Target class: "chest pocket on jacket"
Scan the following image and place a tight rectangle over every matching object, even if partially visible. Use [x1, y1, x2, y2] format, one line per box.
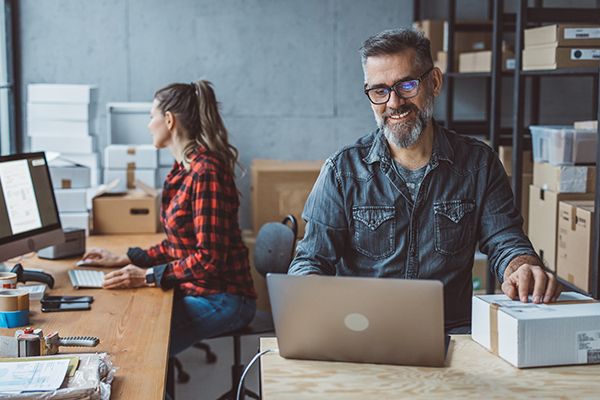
[433, 200, 476, 256]
[351, 206, 395, 260]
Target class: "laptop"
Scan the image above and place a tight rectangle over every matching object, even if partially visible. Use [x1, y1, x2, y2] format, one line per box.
[267, 274, 447, 367]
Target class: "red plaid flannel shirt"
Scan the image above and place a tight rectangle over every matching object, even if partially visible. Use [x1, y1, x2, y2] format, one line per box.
[142, 147, 256, 298]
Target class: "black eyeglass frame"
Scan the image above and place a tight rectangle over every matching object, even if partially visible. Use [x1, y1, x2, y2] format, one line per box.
[364, 66, 434, 105]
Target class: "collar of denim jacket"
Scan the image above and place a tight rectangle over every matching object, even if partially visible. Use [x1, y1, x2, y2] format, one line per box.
[363, 119, 454, 166]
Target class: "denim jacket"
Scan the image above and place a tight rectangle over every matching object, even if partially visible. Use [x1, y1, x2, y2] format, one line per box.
[288, 122, 537, 329]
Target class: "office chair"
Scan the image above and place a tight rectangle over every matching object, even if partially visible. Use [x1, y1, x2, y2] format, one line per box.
[170, 215, 298, 399]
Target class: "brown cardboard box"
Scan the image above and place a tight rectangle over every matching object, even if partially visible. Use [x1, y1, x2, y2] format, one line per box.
[523, 45, 600, 70]
[444, 22, 492, 57]
[93, 182, 160, 234]
[251, 159, 323, 238]
[435, 51, 447, 73]
[242, 230, 271, 312]
[557, 200, 594, 292]
[413, 20, 444, 62]
[498, 145, 533, 176]
[458, 50, 514, 73]
[527, 185, 594, 272]
[525, 24, 600, 48]
[533, 162, 596, 193]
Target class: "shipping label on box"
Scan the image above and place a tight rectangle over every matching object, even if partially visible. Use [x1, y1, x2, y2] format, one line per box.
[104, 144, 157, 169]
[251, 159, 323, 238]
[104, 168, 157, 193]
[472, 292, 600, 368]
[527, 185, 594, 272]
[49, 160, 91, 189]
[557, 201, 594, 292]
[92, 181, 160, 234]
[533, 162, 595, 193]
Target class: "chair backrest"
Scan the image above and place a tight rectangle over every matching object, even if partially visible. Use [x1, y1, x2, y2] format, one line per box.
[254, 215, 298, 276]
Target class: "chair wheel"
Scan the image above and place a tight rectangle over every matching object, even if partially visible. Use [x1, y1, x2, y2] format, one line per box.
[177, 370, 190, 383]
[206, 351, 217, 364]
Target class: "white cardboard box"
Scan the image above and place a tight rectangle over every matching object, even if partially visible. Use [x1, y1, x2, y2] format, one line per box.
[27, 118, 96, 136]
[104, 144, 157, 169]
[49, 160, 91, 189]
[54, 188, 88, 213]
[59, 212, 90, 236]
[30, 135, 96, 154]
[106, 102, 152, 144]
[472, 292, 600, 368]
[158, 167, 171, 185]
[104, 168, 157, 193]
[59, 153, 100, 186]
[27, 102, 95, 121]
[28, 84, 97, 104]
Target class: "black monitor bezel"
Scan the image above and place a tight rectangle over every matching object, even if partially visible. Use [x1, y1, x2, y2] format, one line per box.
[0, 151, 63, 247]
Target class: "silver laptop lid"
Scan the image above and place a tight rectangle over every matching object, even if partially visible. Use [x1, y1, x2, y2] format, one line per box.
[267, 274, 445, 367]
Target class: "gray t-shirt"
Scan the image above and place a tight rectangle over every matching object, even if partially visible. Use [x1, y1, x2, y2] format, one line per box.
[395, 162, 428, 202]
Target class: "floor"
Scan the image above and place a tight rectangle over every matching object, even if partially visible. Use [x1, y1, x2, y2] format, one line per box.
[174, 334, 262, 400]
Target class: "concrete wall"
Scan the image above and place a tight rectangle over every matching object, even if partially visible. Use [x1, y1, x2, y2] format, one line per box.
[19, 0, 598, 229]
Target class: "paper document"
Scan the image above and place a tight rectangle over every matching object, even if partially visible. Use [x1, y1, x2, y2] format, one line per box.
[0, 358, 69, 393]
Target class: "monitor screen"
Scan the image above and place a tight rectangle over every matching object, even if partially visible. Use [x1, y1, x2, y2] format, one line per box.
[0, 152, 64, 263]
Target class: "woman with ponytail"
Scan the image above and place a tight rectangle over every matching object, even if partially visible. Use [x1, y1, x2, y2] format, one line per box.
[80, 80, 256, 354]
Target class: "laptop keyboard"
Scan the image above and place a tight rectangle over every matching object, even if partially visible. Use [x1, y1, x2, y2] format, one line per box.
[68, 269, 105, 289]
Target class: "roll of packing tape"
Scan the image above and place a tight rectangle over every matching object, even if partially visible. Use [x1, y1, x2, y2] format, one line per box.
[0, 272, 17, 289]
[0, 289, 30, 312]
[0, 309, 29, 328]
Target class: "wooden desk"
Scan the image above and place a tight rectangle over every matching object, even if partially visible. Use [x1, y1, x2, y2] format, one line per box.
[0, 234, 172, 400]
[260, 336, 600, 399]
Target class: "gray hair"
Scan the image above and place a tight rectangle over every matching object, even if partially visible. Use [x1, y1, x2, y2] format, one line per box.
[360, 28, 433, 71]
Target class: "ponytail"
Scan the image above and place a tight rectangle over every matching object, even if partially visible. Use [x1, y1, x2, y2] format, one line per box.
[154, 80, 239, 175]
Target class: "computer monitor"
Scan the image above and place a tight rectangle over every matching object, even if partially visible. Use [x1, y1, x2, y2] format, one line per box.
[0, 152, 64, 267]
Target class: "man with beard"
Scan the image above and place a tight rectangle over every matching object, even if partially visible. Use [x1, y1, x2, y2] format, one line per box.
[288, 28, 561, 333]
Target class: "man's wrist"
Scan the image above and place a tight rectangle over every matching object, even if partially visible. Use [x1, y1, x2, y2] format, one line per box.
[118, 254, 131, 267]
[145, 267, 157, 287]
[505, 254, 542, 280]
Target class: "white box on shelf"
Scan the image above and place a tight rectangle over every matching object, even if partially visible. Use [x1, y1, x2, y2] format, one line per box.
[106, 102, 152, 145]
[472, 292, 600, 368]
[27, 119, 96, 136]
[529, 125, 597, 165]
[54, 188, 88, 213]
[49, 161, 91, 189]
[27, 102, 95, 121]
[27, 84, 97, 104]
[104, 144, 158, 169]
[30, 135, 96, 154]
[103, 168, 157, 193]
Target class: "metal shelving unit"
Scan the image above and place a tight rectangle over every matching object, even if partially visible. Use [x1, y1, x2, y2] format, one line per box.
[510, 0, 600, 298]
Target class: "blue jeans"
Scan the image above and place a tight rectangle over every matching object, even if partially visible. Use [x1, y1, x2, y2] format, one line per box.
[169, 291, 256, 356]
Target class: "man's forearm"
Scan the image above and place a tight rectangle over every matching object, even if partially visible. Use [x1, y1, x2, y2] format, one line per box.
[504, 254, 543, 281]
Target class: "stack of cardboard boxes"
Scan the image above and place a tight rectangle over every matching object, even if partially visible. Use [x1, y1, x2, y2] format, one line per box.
[528, 124, 596, 275]
[27, 84, 100, 186]
[104, 145, 158, 193]
[49, 158, 92, 235]
[523, 24, 600, 70]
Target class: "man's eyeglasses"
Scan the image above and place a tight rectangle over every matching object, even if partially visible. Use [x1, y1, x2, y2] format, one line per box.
[364, 66, 434, 105]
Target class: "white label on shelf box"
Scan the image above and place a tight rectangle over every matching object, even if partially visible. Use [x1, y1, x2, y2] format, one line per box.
[564, 28, 600, 40]
[570, 49, 600, 60]
[577, 330, 600, 364]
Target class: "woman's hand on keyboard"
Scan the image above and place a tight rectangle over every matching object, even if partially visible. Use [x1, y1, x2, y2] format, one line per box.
[103, 265, 147, 289]
[78, 248, 131, 268]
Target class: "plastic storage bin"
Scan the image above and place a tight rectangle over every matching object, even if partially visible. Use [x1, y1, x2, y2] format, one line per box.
[529, 125, 597, 165]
